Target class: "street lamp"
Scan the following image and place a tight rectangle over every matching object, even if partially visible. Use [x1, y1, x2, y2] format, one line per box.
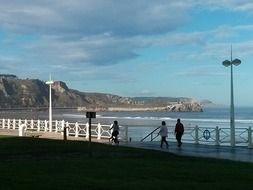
[222, 46, 241, 147]
[46, 76, 54, 132]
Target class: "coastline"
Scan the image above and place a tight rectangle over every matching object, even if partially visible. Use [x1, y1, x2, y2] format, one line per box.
[77, 104, 203, 112]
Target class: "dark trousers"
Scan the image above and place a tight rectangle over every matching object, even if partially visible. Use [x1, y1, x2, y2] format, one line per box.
[176, 133, 183, 146]
[160, 136, 168, 148]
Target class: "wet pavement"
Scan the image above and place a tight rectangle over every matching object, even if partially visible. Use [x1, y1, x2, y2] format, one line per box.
[122, 141, 253, 163]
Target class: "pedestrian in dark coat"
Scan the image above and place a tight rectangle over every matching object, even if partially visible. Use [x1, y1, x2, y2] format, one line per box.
[175, 118, 184, 147]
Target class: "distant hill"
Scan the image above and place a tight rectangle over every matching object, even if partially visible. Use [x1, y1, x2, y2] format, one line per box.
[0, 74, 203, 112]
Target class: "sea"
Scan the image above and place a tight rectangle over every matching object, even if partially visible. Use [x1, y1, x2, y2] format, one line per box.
[58, 106, 253, 128]
[1, 106, 253, 142]
[60, 106, 253, 142]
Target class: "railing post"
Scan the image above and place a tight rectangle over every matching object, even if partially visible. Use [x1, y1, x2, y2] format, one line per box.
[75, 122, 79, 137]
[7, 119, 10, 129]
[97, 123, 101, 140]
[18, 119, 21, 130]
[25, 119, 28, 129]
[86, 122, 89, 139]
[3, 119, 5, 129]
[195, 125, 199, 144]
[66, 122, 69, 136]
[55, 120, 58, 133]
[248, 126, 252, 148]
[215, 126, 220, 146]
[61, 120, 65, 135]
[37, 119, 41, 131]
[45, 120, 48, 132]
[13, 119, 16, 130]
[37, 120, 40, 132]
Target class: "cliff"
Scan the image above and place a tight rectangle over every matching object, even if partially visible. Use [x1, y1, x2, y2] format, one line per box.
[0, 75, 203, 112]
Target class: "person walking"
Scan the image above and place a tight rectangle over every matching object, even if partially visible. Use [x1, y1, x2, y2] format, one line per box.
[175, 118, 184, 147]
[109, 120, 119, 144]
[159, 121, 168, 149]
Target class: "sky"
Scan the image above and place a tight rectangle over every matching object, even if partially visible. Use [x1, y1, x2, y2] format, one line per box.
[0, 0, 253, 106]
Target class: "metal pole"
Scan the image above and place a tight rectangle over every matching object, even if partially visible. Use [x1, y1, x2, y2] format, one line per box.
[49, 84, 52, 132]
[230, 47, 235, 147]
[88, 117, 92, 157]
[195, 125, 199, 144]
[64, 126, 67, 141]
[215, 126, 220, 146]
[46, 77, 54, 133]
[248, 126, 252, 148]
[89, 117, 92, 143]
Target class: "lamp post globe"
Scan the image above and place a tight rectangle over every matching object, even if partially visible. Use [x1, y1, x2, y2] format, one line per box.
[222, 60, 231, 67]
[232, 58, 241, 66]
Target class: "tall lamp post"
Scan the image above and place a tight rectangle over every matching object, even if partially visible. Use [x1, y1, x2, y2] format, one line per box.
[222, 46, 241, 147]
[46, 76, 54, 132]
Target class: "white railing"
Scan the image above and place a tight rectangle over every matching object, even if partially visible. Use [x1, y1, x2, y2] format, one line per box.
[0, 118, 252, 148]
[126, 124, 253, 148]
[0, 118, 127, 141]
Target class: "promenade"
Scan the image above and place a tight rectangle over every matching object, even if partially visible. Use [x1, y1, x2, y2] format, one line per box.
[1, 128, 253, 163]
[122, 141, 253, 163]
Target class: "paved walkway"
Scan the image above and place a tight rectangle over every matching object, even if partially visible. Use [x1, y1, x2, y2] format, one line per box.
[1, 128, 253, 163]
[122, 141, 253, 163]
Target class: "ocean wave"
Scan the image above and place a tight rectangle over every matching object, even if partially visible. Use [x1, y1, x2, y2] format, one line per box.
[96, 115, 221, 123]
[96, 115, 173, 120]
[97, 116, 118, 119]
[236, 119, 253, 124]
[63, 114, 103, 118]
[182, 118, 253, 124]
[182, 118, 229, 123]
[62, 114, 253, 125]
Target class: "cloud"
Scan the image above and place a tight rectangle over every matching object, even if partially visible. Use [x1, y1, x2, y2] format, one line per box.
[0, 0, 253, 84]
[0, 56, 20, 71]
[175, 66, 225, 77]
[21, 34, 147, 68]
[138, 90, 156, 96]
[192, 0, 253, 12]
[0, 0, 191, 36]
[0, 0, 194, 71]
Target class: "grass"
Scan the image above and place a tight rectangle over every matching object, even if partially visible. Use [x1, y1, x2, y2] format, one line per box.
[0, 136, 253, 190]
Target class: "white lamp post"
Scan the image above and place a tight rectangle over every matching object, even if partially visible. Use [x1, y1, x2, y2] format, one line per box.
[46, 76, 54, 132]
[222, 46, 241, 147]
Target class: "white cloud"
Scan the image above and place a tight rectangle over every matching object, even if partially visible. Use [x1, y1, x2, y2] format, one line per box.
[0, 0, 191, 36]
[192, 0, 253, 12]
[138, 90, 156, 96]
